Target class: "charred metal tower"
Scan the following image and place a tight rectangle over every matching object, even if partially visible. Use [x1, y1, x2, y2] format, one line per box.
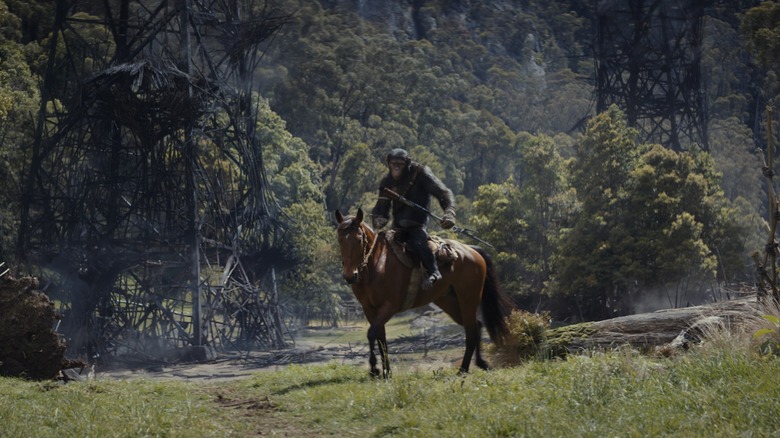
[19, 0, 293, 360]
[596, 0, 709, 151]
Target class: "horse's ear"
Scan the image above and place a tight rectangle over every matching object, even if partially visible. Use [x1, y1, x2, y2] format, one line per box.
[335, 210, 344, 223]
[356, 208, 364, 223]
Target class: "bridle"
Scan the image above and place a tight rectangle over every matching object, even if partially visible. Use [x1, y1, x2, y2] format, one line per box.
[342, 219, 378, 284]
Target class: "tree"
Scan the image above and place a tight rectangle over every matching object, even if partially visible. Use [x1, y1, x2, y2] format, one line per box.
[552, 105, 642, 321]
[553, 106, 746, 321]
[257, 97, 344, 324]
[472, 132, 574, 309]
[741, 1, 780, 140]
[515, 133, 575, 301]
[708, 116, 765, 258]
[0, 0, 40, 262]
[623, 145, 738, 308]
[741, 1, 780, 74]
[472, 179, 527, 295]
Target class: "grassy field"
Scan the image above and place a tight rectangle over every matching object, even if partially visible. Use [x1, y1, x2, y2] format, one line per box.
[2, 341, 780, 436]
[3, 308, 780, 437]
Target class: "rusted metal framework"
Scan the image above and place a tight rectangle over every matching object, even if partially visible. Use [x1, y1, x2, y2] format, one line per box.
[18, 0, 293, 361]
[596, 0, 709, 151]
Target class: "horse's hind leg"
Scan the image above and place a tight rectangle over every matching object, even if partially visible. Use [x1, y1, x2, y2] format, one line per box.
[474, 321, 490, 370]
[434, 291, 479, 373]
[459, 321, 481, 374]
[434, 288, 476, 373]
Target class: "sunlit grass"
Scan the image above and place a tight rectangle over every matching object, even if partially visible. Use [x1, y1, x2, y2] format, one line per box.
[223, 346, 780, 437]
[4, 312, 780, 437]
[0, 379, 249, 437]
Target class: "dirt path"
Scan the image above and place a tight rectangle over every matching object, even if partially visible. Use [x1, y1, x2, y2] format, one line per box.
[99, 315, 467, 381]
[100, 341, 362, 381]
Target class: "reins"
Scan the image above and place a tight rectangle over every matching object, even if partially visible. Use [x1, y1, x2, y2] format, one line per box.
[357, 223, 379, 283]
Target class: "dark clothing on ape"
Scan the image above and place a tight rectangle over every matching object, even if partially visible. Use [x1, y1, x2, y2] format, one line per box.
[393, 225, 434, 272]
[371, 162, 455, 285]
[372, 162, 454, 228]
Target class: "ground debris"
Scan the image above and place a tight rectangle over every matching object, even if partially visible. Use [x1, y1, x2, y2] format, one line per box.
[0, 274, 77, 380]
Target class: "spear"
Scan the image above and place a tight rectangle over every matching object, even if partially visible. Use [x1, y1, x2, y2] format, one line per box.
[382, 187, 495, 249]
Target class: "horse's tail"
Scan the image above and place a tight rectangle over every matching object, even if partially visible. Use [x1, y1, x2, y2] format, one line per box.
[473, 245, 514, 345]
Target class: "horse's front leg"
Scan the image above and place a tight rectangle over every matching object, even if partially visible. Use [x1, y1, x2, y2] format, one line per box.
[377, 325, 390, 378]
[365, 302, 395, 378]
[367, 325, 380, 378]
[368, 324, 390, 379]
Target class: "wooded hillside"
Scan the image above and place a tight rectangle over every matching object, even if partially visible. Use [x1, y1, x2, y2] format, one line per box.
[0, 0, 777, 360]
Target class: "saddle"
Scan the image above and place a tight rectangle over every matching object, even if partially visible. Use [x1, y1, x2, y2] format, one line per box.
[381, 230, 459, 311]
[382, 229, 458, 269]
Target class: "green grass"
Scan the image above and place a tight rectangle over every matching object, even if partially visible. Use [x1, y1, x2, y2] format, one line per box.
[3, 343, 779, 437]
[0, 379, 247, 437]
[5, 304, 780, 437]
[226, 348, 780, 437]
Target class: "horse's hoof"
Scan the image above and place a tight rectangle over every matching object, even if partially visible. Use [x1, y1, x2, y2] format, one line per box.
[476, 360, 490, 371]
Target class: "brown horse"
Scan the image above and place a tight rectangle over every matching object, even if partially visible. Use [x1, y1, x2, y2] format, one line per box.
[335, 208, 514, 377]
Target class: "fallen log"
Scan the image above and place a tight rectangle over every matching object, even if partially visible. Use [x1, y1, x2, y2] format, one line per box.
[546, 297, 759, 356]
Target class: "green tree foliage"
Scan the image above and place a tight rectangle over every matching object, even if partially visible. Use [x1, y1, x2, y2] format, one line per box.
[709, 116, 765, 258]
[3, 0, 54, 43]
[741, 1, 780, 111]
[514, 134, 575, 298]
[0, 1, 37, 130]
[553, 107, 746, 320]
[624, 145, 744, 300]
[0, 0, 769, 329]
[256, 97, 344, 323]
[741, 1, 780, 72]
[553, 106, 640, 320]
[702, 17, 751, 122]
[472, 179, 527, 294]
[472, 132, 574, 306]
[259, 0, 592, 209]
[0, 0, 40, 261]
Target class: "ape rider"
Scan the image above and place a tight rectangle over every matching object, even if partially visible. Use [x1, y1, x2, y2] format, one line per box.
[371, 148, 456, 289]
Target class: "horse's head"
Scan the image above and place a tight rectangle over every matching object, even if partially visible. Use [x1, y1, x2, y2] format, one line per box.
[335, 208, 373, 285]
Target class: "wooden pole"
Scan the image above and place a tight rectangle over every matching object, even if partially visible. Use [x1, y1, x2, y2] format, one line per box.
[769, 106, 778, 301]
[758, 106, 779, 300]
[180, 0, 202, 347]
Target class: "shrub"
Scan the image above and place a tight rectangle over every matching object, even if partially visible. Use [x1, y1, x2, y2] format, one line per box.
[750, 299, 780, 357]
[487, 309, 550, 367]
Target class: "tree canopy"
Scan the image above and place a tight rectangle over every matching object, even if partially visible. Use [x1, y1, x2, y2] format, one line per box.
[0, 0, 774, 356]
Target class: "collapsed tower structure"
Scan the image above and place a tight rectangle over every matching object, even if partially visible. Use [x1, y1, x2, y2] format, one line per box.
[595, 0, 709, 151]
[17, 0, 293, 362]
